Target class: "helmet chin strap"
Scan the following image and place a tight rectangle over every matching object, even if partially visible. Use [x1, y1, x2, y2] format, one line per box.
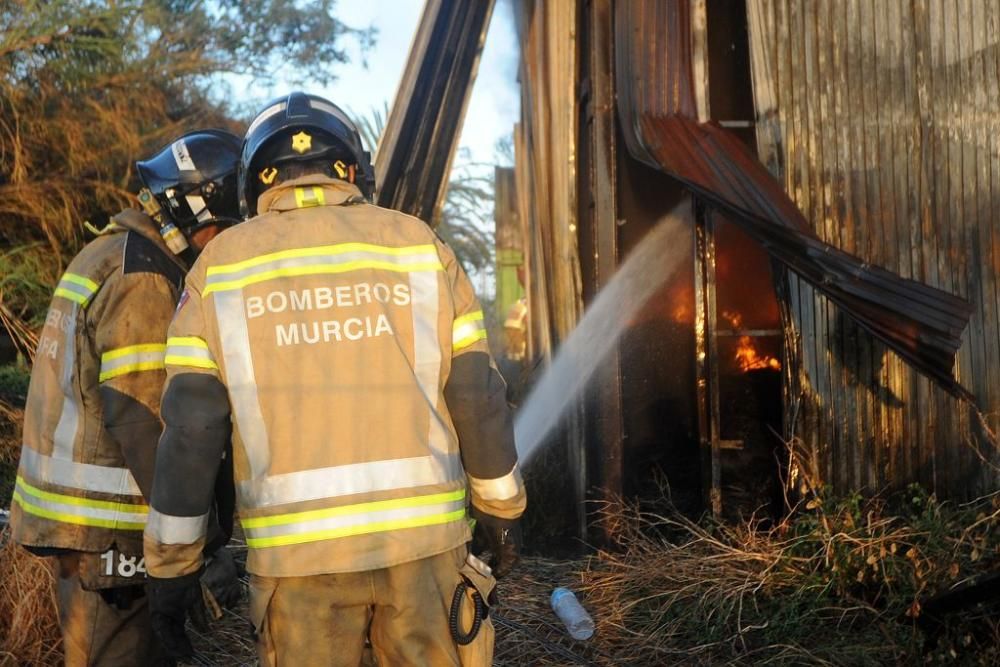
[187, 216, 241, 235]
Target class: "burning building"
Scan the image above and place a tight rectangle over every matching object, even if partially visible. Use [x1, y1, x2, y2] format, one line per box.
[375, 0, 998, 539]
[503, 0, 999, 535]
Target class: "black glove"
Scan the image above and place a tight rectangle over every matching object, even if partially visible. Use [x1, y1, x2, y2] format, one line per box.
[202, 547, 242, 609]
[147, 570, 204, 660]
[472, 509, 522, 579]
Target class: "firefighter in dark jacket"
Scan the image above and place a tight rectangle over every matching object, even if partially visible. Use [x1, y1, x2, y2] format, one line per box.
[10, 130, 243, 666]
[144, 92, 527, 666]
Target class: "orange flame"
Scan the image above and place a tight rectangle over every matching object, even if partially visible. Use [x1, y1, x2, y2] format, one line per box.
[722, 310, 781, 372]
[735, 336, 781, 372]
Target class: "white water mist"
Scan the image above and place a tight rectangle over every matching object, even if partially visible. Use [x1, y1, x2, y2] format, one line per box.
[514, 208, 689, 464]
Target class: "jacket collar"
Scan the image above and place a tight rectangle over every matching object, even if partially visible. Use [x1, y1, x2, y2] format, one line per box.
[110, 208, 189, 272]
[256, 175, 365, 214]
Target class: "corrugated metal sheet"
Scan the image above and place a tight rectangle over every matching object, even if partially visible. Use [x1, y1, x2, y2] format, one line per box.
[514, 0, 587, 538]
[747, 0, 1000, 496]
[613, 0, 973, 403]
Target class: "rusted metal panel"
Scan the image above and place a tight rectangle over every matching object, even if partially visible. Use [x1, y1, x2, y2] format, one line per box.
[577, 0, 623, 536]
[747, 0, 1000, 497]
[514, 0, 586, 536]
[693, 203, 723, 515]
[377, 0, 494, 223]
[614, 1, 973, 405]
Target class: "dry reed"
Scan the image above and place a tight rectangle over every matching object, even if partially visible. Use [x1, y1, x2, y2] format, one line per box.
[0, 526, 61, 666]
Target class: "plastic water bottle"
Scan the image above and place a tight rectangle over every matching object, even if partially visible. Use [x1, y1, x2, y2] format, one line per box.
[550, 587, 595, 640]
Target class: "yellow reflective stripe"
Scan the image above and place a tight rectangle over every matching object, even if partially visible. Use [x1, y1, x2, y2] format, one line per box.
[101, 343, 166, 362]
[53, 287, 90, 305]
[15, 476, 148, 513]
[203, 260, 444, 295]
[294, 186, 326, 208]
[452, 330, 487, 352]
[61, 273, 99, 292]
[98, 344, 167, 382]
[166, 336, 210, 349]
[453, 310, 484, 329]
[54, 272, 101, 307]
[242, 488, 466, 529]
[14, 475, 148, 530]
[13, 492, 147, 530]
[206, 243, 439, 277]
[244, 509, 466, 549]
[99, 360, 165, 382]
[453, 310, 487, 351]
[163, 355, 219, 370]
[451, 310, 486, 352]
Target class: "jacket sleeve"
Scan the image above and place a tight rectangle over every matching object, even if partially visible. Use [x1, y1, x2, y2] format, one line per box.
[92, 270, 179, 501]
[439, 241, 527, 520]
[143, 270, 231, 579]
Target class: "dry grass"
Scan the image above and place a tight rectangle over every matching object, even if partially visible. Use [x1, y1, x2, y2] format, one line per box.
[0, 526, 61, 666]
[2, 488, 995, 666]
[187, 547, 609, 667]
[573, 491, 1000, 666]
[0, 400, 21, 464]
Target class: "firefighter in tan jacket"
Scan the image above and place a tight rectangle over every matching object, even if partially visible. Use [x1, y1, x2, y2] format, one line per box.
[10, 130, 243, 666]
[144, 92, 527, 666]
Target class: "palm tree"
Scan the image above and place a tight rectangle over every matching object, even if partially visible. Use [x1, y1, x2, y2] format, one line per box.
[354, 104, 495, 276]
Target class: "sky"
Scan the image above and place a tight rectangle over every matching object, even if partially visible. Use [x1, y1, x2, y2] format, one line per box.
[230, 0, 521, 165]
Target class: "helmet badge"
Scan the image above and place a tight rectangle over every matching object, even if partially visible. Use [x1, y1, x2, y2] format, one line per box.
[291, 131, 312, 154]
[259, 166, 278, 185]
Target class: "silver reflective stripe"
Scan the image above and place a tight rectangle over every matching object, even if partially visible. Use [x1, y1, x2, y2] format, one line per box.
[243, 495, 467, 542]
[19, 447, 143, 496]
[215, 290, 271, 479]
[409, 270, 460, 477]
[165, 344, 214, 360]
[246, 102, 287, 136]
[15, 486, 146, 528]
[145, 508, 209, 545]
[238, 454, 460, 509]
[468, 464, 524, 502]
[51, 304, 79, 460]
[99, 346, 166, 381]
[453, 319, 485, 344]
[54, 279, 97, 305]
[309, 100, 354, 128]
[164, 337, 217, 370]
[204, 247, 441, 293]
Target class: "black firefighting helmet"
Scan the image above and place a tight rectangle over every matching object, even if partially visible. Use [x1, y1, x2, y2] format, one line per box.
[238, 91, 375, 216]
[136, 129, 242, 235]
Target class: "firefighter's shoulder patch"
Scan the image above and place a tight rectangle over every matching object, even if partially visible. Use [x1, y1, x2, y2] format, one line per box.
[123, 231, 185, 290]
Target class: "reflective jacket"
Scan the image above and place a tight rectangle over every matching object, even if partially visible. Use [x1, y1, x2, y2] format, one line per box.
[11, 210, 186, 555]
[144, 176, 526, 578]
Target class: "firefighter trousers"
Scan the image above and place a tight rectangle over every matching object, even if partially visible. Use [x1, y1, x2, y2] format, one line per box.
[57, 559, 171, 667]
[248, 544, 495, 667]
